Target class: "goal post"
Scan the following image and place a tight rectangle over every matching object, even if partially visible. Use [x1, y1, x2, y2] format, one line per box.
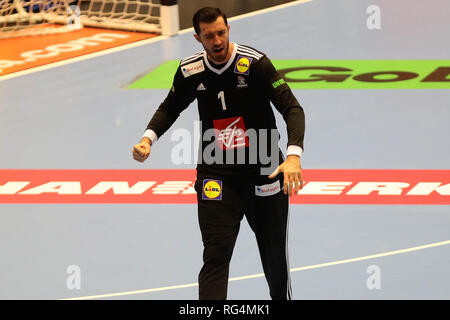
[159, 0, 178, 36]
[0, 0, 179, 39]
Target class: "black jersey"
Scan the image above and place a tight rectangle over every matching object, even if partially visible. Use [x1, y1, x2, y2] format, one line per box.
[146, 43, 305, 176]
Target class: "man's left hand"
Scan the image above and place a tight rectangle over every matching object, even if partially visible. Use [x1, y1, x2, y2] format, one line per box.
[268, 155, 304, 196]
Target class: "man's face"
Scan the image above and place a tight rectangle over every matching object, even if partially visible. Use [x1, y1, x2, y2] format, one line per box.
[194, 16, 230, 64]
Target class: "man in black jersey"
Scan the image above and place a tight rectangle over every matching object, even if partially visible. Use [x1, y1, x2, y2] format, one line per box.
[132, 7, 305, 300]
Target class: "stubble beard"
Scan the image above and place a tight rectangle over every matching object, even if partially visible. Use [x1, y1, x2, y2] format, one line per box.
[208, 41, 229, 64]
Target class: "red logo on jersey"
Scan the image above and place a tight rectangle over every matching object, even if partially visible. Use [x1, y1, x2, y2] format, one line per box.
[213, 116, 249, 150]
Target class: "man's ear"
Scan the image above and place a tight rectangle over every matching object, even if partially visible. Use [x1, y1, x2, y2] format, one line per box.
[194, 33, 201, 43]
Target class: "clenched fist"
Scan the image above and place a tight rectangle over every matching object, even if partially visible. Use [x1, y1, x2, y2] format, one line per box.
[132, 137, 151, 162]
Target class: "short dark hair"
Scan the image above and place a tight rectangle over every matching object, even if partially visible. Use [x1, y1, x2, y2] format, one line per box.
[193, 7, 228, 35]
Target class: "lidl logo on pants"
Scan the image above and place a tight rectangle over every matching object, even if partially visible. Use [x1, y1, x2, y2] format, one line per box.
[202, 179, 222, 200]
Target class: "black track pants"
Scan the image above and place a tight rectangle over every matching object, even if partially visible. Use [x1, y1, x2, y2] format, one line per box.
[194, 172, 292, 300]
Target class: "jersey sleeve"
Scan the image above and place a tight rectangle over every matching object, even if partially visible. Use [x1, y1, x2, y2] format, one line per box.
[253, 55, 306, 152]
[144, 63, 196, 142]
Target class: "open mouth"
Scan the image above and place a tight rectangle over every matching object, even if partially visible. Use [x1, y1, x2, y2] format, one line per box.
[213, 47, 224, 54]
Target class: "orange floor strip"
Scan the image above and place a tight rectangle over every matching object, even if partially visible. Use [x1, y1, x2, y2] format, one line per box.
[0, 27, 158, 76]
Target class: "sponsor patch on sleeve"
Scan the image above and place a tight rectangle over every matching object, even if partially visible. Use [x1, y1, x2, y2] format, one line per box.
[272, 78, 286, 88]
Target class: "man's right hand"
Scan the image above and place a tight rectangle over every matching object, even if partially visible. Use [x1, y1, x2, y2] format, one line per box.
[132, 137, 151, 162]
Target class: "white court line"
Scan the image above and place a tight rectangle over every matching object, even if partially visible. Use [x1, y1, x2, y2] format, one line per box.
[60, 239, 450, 300]
[0, 0, 313, 82]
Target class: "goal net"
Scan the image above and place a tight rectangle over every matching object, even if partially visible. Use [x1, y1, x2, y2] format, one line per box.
[0, 0, 81, 39]
[0, 0, 177, 39]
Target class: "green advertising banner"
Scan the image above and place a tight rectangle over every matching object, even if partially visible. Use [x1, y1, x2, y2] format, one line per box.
[128, 60, 450, 89]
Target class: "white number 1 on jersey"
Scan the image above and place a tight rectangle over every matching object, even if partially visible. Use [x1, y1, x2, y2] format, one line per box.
[218, 91, 226, 110]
